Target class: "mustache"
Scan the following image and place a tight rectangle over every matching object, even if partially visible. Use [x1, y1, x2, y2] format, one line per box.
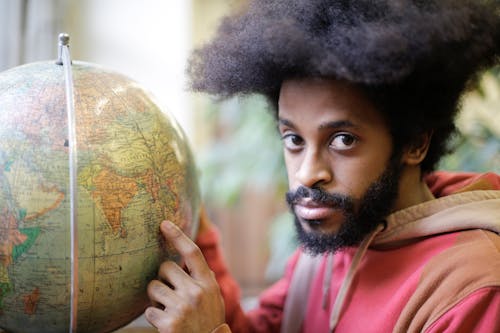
[286, 186, 354, 210]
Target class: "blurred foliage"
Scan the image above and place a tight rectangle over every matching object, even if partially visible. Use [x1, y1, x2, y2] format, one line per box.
[197, 95, 291, 282]
[197, 68, 500, 281]
[439, 68, 500, 172]
[198, 96, 288, 207]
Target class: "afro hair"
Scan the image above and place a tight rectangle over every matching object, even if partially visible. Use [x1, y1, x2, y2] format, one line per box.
[188, 0, 500, 173]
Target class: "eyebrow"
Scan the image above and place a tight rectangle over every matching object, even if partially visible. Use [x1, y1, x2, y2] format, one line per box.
[278, 118, 295, 128]
[278, 118, 358, 130]
[318, 120, 357, 130]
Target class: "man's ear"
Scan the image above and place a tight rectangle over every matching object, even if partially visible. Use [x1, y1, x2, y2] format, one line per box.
[402, 132, 433, 166]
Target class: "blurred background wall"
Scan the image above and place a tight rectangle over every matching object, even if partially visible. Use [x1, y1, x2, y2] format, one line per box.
[1, 0, 498, 315]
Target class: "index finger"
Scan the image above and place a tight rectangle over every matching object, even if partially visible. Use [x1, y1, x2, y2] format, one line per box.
[160, 220, 211, 280]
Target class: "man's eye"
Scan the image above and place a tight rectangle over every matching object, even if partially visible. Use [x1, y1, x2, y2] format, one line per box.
[330, 133, 357, 150]
[282, 134, 304, 150]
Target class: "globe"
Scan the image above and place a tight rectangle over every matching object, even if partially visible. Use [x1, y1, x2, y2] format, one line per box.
[0, 59, 200, 332]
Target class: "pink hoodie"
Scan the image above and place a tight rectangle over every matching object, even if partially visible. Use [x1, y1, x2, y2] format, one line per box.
[197, 172, 500, 333]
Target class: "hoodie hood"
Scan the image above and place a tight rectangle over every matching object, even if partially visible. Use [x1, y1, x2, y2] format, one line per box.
[374, 171, 500, 246]
[425, 171, 500, 196]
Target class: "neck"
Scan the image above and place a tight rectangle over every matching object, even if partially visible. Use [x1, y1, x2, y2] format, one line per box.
[393, 165, 435, 212]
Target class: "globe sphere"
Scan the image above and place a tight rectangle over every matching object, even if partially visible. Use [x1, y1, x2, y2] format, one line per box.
[0, 61, 200, 332]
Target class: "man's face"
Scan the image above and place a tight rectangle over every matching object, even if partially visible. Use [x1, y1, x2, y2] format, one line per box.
[278, 78, 401, 254]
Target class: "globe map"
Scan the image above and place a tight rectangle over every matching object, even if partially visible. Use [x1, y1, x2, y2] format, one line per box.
[0, 61, 200, 332]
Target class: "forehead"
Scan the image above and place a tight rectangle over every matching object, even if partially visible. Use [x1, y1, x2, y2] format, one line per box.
[278, 78, 386, 127]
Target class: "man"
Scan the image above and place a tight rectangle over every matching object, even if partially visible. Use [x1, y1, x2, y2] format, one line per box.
[145, 1, 500, 332]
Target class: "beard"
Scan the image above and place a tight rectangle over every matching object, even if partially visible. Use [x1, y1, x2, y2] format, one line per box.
[285, 157, 403, 255]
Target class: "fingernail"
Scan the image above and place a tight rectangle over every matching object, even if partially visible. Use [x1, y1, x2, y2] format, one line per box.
[161, 220, 176, 233]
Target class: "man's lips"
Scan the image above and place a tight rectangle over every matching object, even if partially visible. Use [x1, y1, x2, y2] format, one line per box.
[293, 200, 338, 220]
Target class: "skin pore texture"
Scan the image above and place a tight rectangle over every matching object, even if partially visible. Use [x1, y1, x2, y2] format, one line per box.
[279, 78, 435, 254]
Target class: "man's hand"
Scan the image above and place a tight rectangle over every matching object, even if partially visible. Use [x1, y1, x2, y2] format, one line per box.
[145, 220, 226, 333]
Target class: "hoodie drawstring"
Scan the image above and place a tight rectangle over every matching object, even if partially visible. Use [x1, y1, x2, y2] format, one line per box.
[328, 223, 386, 332]
[322, 253, 334, 309]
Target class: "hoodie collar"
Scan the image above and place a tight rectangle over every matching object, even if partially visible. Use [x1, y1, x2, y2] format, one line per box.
[374, 190, 500, 246]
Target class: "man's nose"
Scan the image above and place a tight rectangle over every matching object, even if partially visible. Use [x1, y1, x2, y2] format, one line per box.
[295, 149, 333, 188]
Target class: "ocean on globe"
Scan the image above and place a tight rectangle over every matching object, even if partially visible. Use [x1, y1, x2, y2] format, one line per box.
[0, 60, 200, 332]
